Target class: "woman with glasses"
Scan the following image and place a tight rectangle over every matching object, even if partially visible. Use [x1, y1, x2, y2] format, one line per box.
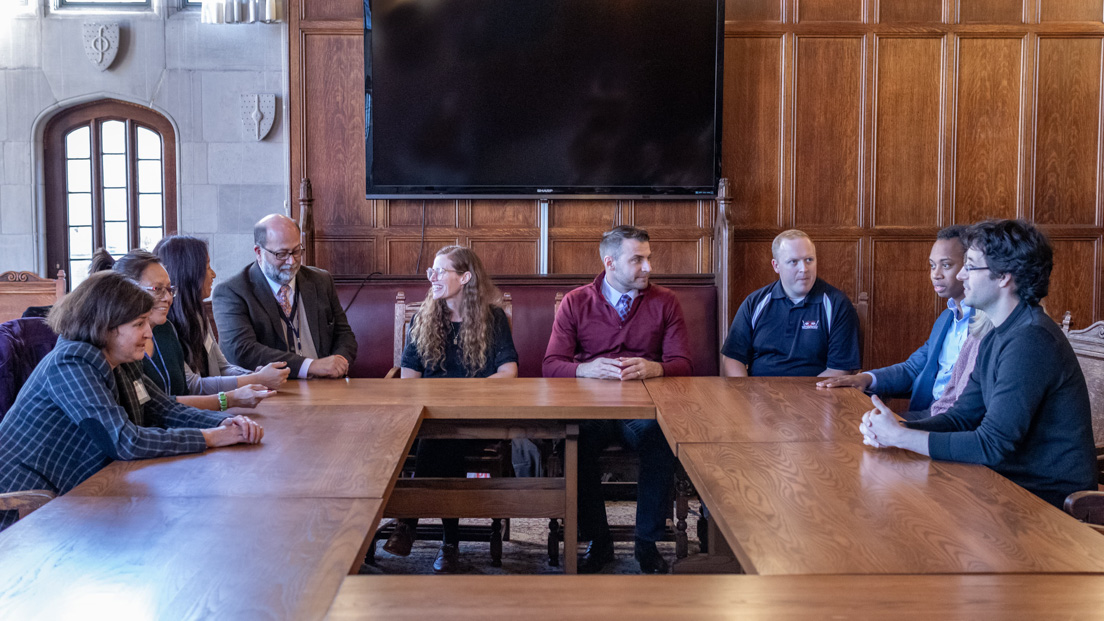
[153, 235, 290, 394]
[91, 249, 275, 413]
[0, 270, 263, 530]
[382, 246, 518, 573]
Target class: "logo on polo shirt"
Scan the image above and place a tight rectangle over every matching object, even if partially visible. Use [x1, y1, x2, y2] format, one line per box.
[801, 320, 819, 330]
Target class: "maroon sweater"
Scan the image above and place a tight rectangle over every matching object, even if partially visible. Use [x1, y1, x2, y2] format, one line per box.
[543, 273, 694, 378]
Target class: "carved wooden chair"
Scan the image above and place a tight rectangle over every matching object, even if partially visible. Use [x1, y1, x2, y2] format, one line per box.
[0, 270, 66, 324]
[1062, 313, 1104, 532]
[370, 291, 521, 566]
[0, 490, 56, 523]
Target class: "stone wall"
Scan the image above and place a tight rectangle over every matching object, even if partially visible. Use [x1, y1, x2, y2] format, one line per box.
[0, 0, 289, 281]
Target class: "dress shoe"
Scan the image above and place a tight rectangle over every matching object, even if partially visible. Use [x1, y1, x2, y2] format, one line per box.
[382, 521, 415, 557]
[433, 543, 460, 573]
[634, 539, 669, 574]
[577, 537, 615, 574]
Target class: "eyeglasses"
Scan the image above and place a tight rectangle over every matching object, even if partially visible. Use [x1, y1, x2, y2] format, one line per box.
[962, 265, 990, 273]
[426, 267, 461, 280]
[141, 285, 177, 299]
[260, 245, 305, 262]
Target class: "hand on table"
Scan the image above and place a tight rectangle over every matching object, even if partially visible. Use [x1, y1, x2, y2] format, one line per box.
[817, 373, 872, 390]
[576, 357, 662, 381]
[247, 362, 290, 389]
[227, 384, 276, 409]
[203, 415, 264, 447]
[310, 355, 349, 379]
[859, 395, 902, 449]
[616, 357, 663, 381]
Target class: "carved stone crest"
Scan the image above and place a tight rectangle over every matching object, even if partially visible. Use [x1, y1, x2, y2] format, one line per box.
[82, 23, 119, 71]
[240, 94, 276, 141]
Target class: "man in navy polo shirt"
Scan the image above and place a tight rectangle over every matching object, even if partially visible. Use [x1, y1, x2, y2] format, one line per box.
[722, 229, 860, 377]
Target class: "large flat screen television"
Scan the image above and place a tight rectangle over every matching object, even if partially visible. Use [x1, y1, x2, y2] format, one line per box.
[365, 0, 723, 199]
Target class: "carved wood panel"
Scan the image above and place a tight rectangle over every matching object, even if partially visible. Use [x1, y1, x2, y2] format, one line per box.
[869, 239, 941, 372]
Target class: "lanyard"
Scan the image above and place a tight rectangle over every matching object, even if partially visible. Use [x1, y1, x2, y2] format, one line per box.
[277, 286, 303, 353]
[144, 339, 170, 393]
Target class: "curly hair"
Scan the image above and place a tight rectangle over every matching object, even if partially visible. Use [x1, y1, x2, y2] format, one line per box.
[154, 235, 211, 373]
[411, 246, 502, 376]
[963, 219, 1053, 305]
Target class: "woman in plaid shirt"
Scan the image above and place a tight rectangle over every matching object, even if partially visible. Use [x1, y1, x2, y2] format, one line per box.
[0, 271, 263, 530]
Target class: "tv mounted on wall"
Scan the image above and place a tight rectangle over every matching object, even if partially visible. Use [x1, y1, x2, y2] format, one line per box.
[365, 0, 723, 199]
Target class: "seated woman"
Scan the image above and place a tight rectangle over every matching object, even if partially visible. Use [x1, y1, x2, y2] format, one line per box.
[0, 271, 263, 530]
[153, 235, 290, 392]
[91, 249, 276, 412]
[383, 246, 518, 573]
[904, 311, 993, 420]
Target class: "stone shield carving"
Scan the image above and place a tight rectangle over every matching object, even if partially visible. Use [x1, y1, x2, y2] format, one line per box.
[82, 23, 119, 71]
[240, 94, 276, 141]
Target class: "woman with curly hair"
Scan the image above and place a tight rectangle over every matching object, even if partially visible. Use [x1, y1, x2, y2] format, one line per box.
[383, 245, 518, 573]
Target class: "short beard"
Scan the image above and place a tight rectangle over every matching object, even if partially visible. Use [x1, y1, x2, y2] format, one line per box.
[261, 260, 298, 285]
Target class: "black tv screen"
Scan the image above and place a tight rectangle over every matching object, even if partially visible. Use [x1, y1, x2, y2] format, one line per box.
[365, 0, 723, 198]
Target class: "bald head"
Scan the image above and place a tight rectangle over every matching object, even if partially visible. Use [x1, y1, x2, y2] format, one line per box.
[254, 214, 300, 248]
[253, 214, 303, 285]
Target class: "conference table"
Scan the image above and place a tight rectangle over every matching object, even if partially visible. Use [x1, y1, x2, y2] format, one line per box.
[1, 376, 1103, 620]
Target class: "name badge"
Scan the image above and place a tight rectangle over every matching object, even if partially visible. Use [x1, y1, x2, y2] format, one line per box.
[133, 380, 151, 404]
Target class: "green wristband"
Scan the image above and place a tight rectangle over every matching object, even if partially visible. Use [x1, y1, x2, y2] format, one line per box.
[218, 392, 228, 411]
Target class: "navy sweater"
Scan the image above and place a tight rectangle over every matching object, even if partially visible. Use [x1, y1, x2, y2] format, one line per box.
[907, 302, 1096, 508]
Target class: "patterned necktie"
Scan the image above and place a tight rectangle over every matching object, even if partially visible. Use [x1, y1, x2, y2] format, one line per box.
[616, 293, 631, 320]
[277, 284, 293, 317]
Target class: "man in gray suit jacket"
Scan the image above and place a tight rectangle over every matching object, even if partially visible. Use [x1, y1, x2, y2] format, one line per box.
[213, 214, 357, 379]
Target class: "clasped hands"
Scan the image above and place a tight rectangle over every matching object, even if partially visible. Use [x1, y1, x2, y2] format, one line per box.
[577, 357, 662, 381]
[203, 415, 264, 448]
[858, 394, 904, 449]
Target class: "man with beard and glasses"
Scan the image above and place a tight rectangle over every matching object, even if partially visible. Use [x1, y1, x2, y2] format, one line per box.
[213, 214, 357, 379]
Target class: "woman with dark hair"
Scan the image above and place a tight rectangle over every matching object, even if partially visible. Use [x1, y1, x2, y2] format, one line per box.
[383, 245, 518, 573]
[152, 235, 289, 390]
[95, 249, 276, 412]
[0, 271, 263, 530]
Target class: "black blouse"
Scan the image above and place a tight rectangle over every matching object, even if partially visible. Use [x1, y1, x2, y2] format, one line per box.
[401, 306, 518, 378]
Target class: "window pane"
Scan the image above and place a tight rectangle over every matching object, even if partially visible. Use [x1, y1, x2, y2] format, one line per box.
[104, 188, 127, 221]
[137, 127, 161, 160]
[67, 193, 92, 227]
[101, 120, 126, 155]
[139, 227, 162, 251]
[69, 261, 91, 290]
[67, 159, 91, 193]
[66, 126, 90, 160]
[137, 160, 162, 194]
[102, 153, 127, 188]
[138, 193, 163, 227]
[105, 221, 129, 255]
[69, 225, 92, 258]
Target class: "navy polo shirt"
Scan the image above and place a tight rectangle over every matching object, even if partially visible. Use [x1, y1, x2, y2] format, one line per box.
[722, 278, 860, 377]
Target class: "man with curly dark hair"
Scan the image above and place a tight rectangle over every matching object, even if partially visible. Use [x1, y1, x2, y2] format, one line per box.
[856, 219, 1096, 508]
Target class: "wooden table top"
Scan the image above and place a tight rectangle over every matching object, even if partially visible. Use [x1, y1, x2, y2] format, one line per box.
[646, 376, 872, 453]
[271, 378, 656, 419]
[327, 574, 1104, 620]
[680, 441, 1104, 575]
[69, 404, 422, 499]
[0, 495, 382, 621]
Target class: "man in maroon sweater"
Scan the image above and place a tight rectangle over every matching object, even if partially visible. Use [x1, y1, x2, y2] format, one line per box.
[543, 226, 693, 574]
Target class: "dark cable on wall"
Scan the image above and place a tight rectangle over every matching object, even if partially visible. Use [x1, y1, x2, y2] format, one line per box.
[343, 271, 382, 315]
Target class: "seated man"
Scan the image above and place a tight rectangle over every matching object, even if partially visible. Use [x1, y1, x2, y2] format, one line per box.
[213, 214, 357, 379]
[543, 225, 692, 574]
[722, 229, 859, 377]
[818, 226, 973, 419]
[859, 219, 1096, 508]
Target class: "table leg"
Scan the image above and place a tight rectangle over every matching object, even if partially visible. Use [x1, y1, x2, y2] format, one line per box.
[564, 423, 579, 575]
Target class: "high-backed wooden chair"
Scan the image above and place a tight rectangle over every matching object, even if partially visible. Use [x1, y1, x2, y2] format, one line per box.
[0, 490, 56, 522]
[1063, 315, 1104, 482]
[0, 270, 66, 324]
[371, 291, 521, 567]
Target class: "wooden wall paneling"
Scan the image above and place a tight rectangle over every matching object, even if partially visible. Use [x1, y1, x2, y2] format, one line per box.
[1038, 0, 1103, 22]
[872, 36, 944, 227]
[549, 240, 603, 275]
[470, 200, 539, 228]
[314, 238, 376, 277]
[1046, 237, 1098, 328]
[810, 238, 861, 301]
[548, 200, 618, 228]
[723, 36, 785, 229]
[631, 201, 706, 229]
[302, 33, 374, 231]
[878, 0, 944, 23]
[793, 36, 864, 227]
[466, 239, 540, 275]
[302, 0, 362, 22]
[649, 238, 709, 274]
[384, 200, 460, 228]
[386, 238, 461, 274]
[726, 239, 779, 325]
[869, 239, 941, 371]
[1031, 37, 1102, 225]
[952, 36, 1024, 224]
[959, 0, 1026, 23]
[797, 0, 865, 22]
[726, 0, 783, 22]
